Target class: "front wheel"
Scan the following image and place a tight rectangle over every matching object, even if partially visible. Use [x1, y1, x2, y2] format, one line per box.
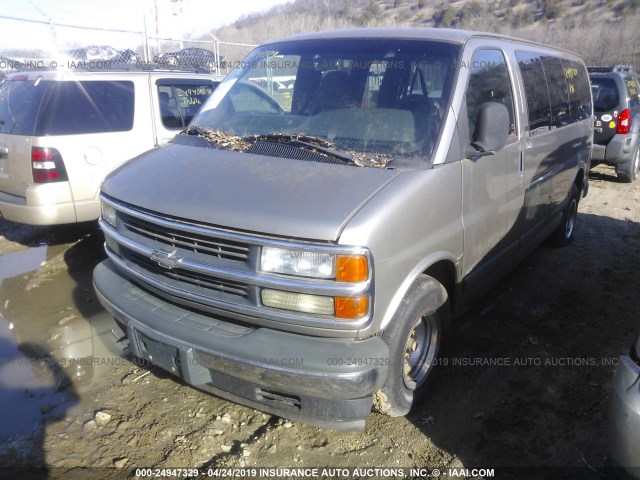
[374, 275, 450, 417]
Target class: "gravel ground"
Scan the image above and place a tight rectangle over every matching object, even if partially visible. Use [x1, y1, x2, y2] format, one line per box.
[0, 163, 638, 480]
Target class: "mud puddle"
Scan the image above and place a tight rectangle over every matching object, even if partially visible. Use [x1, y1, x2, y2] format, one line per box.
[0, 232, 117, 441]
[0, 246, 67, 439]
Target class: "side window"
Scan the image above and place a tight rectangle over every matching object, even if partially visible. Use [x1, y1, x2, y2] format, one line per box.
[228, 82, 283, 114]
[158, 85, 182, 129]
[465, 49, 516, 143]
[515, 52, 551, 135]
[366, 57, 450, 108]
[44, 81, 135, 135]
[562, 60, 592, 123]
[542, 57, 570, 128]
[363, 61, 386, 108]
[238, 54, 298, 113]
[625, 78, 640, 107]
[158, 83, 215, 129]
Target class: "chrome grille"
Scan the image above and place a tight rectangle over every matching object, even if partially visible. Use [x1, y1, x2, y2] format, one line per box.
[100, 195, 374, 331]
[121, 212, 250, 262]
[123, 248, 249, 298]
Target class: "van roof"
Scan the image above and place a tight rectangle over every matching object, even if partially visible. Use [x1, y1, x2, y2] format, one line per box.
[266, 27, 580, 57]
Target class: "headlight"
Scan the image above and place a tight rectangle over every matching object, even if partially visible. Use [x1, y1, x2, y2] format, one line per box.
[101, 202, 116, 228]
[260, 247, 335, 279]
[260, 247, 368, 282]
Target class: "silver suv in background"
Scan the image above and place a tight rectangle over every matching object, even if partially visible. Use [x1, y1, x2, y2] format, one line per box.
[94, 29, 592, 429]
[0, 68, 220, 225]
[589, 65, 640, 182]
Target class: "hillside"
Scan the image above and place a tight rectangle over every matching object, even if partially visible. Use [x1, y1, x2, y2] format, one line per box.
[213, 0, 640, 66]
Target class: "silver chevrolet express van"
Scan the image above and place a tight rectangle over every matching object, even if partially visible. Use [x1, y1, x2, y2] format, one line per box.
[93, 29, 593, 430]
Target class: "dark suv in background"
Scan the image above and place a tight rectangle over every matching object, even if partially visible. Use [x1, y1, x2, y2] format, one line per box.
[589, 66, 640, 182]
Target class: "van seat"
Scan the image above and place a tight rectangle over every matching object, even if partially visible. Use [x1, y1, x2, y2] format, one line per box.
[304, 108, 416, 148]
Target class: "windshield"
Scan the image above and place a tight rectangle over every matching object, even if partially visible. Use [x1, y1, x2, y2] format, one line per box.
[190, 38, 460, 167]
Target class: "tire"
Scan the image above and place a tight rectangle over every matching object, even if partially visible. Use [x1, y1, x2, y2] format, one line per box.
[374, 275, 450, 417]
[548, 184, 579, 247]
[616, 146, 640, 183]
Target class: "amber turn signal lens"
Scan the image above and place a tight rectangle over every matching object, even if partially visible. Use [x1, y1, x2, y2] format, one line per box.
[336, 255, 368, 282]
[335, 296, 368, 319]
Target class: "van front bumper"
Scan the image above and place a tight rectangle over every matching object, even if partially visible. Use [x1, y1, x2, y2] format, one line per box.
[610, 354, 640, 479]
[93, 259, 388, 430]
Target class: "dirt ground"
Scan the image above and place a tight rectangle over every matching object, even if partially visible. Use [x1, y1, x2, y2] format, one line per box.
[0, 163, 638, 480]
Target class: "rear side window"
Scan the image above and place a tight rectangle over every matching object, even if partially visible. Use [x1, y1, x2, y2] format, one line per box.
[158, 83, 215, 129]
[562, 60, 592, 123]
[625, 78, 640, 107]
[516, 52, 590, 134]
[0, 78, 52, 135]
[515, 52, 551, 135]
[542, 57, 570, 128]
[465, 49, 516, 142]
[41, 80, 135, 135]
[590, 78, 620, 113]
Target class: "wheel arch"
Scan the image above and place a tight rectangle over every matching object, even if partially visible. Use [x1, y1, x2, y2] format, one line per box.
[379, 254, 459, 331]
[423, 260, 457, 312]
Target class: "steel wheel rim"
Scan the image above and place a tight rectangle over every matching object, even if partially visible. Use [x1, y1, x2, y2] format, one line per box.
[403, 313, 439, 390]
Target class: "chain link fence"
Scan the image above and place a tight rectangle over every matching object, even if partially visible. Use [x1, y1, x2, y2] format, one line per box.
[0, 14, 256, 76]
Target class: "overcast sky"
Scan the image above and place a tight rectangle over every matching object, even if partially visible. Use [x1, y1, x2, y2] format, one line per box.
[0, 0, 291, 51]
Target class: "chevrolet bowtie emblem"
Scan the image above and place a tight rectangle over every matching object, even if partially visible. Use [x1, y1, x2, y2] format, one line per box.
[150, 250, 180, 270]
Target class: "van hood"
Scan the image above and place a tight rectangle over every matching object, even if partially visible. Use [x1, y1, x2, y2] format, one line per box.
[101, 143, 402, 242]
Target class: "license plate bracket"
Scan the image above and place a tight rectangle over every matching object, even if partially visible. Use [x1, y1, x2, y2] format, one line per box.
[133, 329, 180, 374]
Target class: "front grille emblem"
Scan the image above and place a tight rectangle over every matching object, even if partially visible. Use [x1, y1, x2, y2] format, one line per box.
[150, 249, 180, 270]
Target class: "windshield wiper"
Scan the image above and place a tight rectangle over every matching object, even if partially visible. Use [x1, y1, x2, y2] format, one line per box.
[243, 133, 356, 165]
[180, 128, 360, 165]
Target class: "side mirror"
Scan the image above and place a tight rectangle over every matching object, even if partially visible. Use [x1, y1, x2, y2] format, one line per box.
[468, 102, 510, 158]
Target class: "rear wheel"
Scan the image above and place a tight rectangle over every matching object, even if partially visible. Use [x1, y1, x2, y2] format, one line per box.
[617, 146, 640, 183]
[374, 276, 450, 417]
[548, 184, 579, 247]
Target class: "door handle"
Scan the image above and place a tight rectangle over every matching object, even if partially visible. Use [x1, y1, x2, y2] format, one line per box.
[0, 146, 8, 159]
